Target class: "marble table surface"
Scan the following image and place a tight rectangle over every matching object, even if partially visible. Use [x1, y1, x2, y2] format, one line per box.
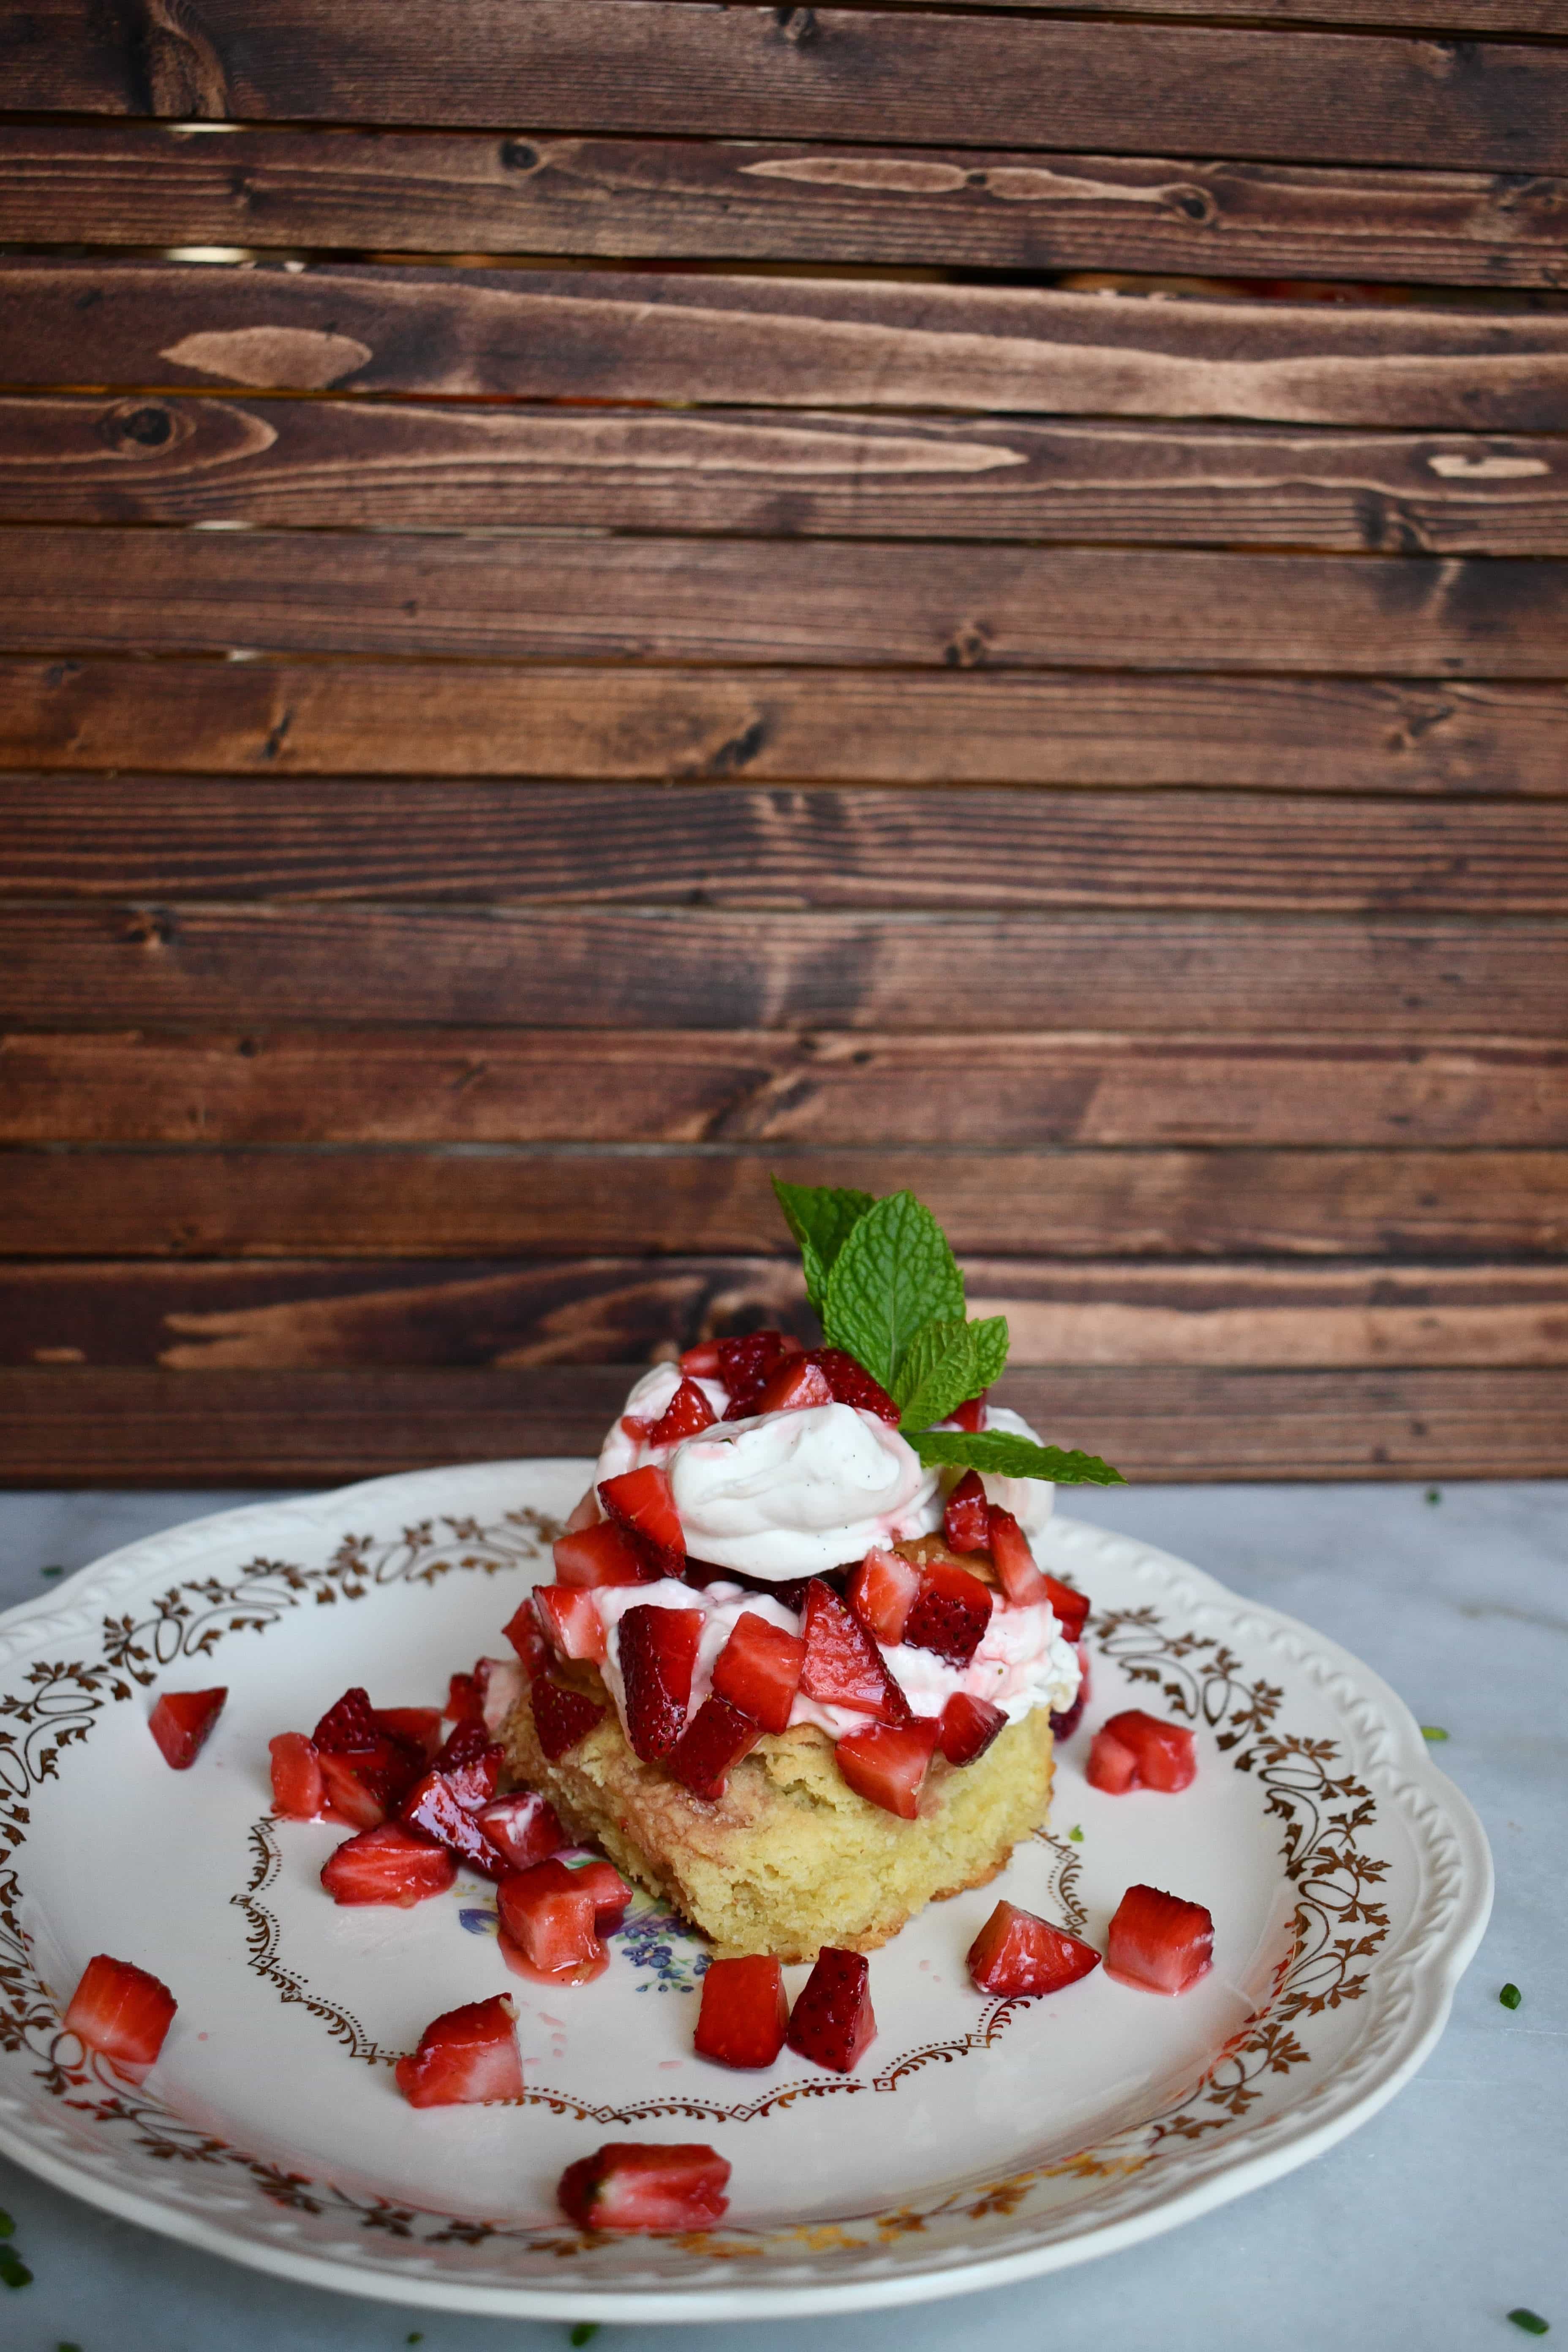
[0, 1479, 1561, 2352]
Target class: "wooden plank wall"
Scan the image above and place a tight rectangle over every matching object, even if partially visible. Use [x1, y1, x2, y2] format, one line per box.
[1, 0, 1565, 1485]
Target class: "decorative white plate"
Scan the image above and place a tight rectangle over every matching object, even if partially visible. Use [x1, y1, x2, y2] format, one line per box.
[0, 1462, 1491, 2321]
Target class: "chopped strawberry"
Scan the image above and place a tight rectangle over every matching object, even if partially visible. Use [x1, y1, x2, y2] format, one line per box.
[786, 1946, 876, 2072]
[498, 1857, 603, 1977]
[1098, 1709, 1197, 1792]
[716, 1327, 804, 1418]
[754, 1354, 836, 1414]
[533, 1583, 607, 1663]
[475, 1655, 524, 1735]
[985, 1508, 1050, 1607]
[938, 1690, 1007, 1767]
[320, 1823, 457, 1907]
[694, 1955, 789, 2069]
[680, 1338, 724, 1377]
[1051, 1642, 1091, 1740]
[531, 1673, 605, 1761]
[948, 1391, 988, 1432]
[475, 1790, 568, 1873]
[63, 1953, 177, 2082]
[966, 1901, 1101, 1997]
[667, 1696, 763, 1800]
[1105, 1882, 1214, 1995]
[903, 1558, 994, 1667]
[558, 2142, 731, 2233]
[147, 1686, 226, 1770]
[445, 1669, 483, 1725]
[1040, 1574, 1090, 1644]
[1086, 1723, 1139, 1793]
[807, 1347, 900, 1425]
[429, 1718, 493, 1778]
[564, 1486, 602, 1533]
[401, 1743, 506, 1874]
[373, 1705, 444, 1759]
[798, 1580, 912, 1725]
[553, 1519, 652, 1589]
[618, 1603, 704, 1762]
[312, 1685, 381, 1756]
[621, 1413, 654, 1440]
[942, 1470, 991, 1553]
[395, 1992, 525, 2108]
[649, 1376, 719, 1446]
[709, 1611, 805, 1735]
[269, 1730, 324, 1818]
[833, 1717, 940, 1818]
[570, 1857, 633, 1935]
[598, 1464, 686, 1577]
[846, 1546, 921, 1647]
[317, 1748, 394, 1829]
[502, 1595, 553, 1679]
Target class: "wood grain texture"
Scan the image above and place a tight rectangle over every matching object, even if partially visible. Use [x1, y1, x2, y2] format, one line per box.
[8, 1031, 1563, 1151]
[10, 396, 1568, 555]
[8, 2, 1568, 174]
[3, 126, 1565, 289]
[0, 1147, 1561, 1260]
[9, 528, 1568, 675]
[3, 1363, 1562, 1484]
[7, 780, 1568, 913]
[9, 263, 1568, 434]
[922, 1, 1567, 26]
[7, 1257, 1566, 1372]
[7, 659, 1565, 794]
[6, 905, 1565, 1036]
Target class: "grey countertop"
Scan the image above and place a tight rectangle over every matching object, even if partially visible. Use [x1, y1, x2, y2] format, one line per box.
[0, 1480, 1562, 2352]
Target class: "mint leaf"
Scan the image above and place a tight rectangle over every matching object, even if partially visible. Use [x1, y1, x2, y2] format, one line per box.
[771, 1178, 875, 1315]
[912, 1429, 1125, 1486]
[968, 1314, 1010, 1392]
[894, 1318, 978, 1430]
[822, 1191, 964, 1390]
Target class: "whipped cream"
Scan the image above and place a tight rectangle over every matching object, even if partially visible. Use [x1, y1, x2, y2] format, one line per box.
[943, 1403, 1057, 1539]
[667, 1403, 941, 1582]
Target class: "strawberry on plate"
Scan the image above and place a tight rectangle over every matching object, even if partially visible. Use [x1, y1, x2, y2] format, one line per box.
[966, 1902, 1101, 1997]
[531, 1673, 606, 1761]
[311, 1685, 382, 1756]
[846, 1546, 921, 1647]
[373, 1704, 444, 1759]
[269, 1730, 324, 1819]
[942, 1470, 991, 1553]
[786, 1946, 876, 2073]
[445, 1670, 483, 1725]
[147, 1687, 226, 1770]
[63, 1953, 177, 2083]
[618, 1603, 704, 1762]
[400, 1739, 506, 1874]
[709, 1611, 805, 1735]
[395, 1993, 525, 2108]
[694, 1955, 789, 2069]
[475, 1789, 567, 1873]
[558, 2142, 731, 2233]
[798, 1580, 911, 1725]
[902, 1558, 993, 1668]
[598, 1465, 686, 1578]
[1085, 1721, 1138, 1794]
[320, 1823, 456, 1908]
[938, 1690, 1007, 1767]
[571, 1857, 633, 1936]
[474, 1655, 524, 1736]
[552, 1519, 652, 1590]
[1088, 1709, 1197, 1795]
[498, 1858, 603, 1978]
[1105, 1882, 1215, 1995]
[667, 1696, 764, 1800]
[833, 1718, 940, 1818]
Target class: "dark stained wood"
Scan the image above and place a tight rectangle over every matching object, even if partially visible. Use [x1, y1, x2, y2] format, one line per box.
[8, 1031, 1563, 1152]
[9, 396, 1568, 556]
[3, 126, 1565, 289]
[934, 1, 1565, 25]
[9, 528, 1568, 675]
[0, 1147, 1561, 1261]
[5, 905, 1565, 1036]
[8, 264, 1568, 436]
[6, 779, 1568, 914]
[4, 1363, 1563, 1484]
[7, 1257, 1566, 1373]
[6, 659, 1565, 795]
[8, 3, 1567, 175]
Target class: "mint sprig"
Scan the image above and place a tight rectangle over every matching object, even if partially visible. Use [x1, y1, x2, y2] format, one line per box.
[912, 1428, 1125, 1488]
[771, 1178, 875, 1317]
[821, 1190, 964, 1392]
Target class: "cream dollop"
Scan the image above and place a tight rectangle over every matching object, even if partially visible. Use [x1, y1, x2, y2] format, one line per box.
[667, 1402, 941, 1581]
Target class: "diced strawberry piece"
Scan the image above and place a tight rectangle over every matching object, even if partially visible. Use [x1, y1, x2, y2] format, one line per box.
[1086, 1724, 1139, 1793]
[558, 2142, 731, 2233]
[269, 1730, 324, 1818]
[786, 1946, 876, 2072]
[373, 1705, 444, 1758]
[446, 1669, 483, 1725]
[798, 1580, 912, 1725]
[498, 1857, 603, 1976]
[148, 1686, 226, 1770]
[833, 1718, 940, 1818]
[534, 1583, 607, 1664]
[846, 1546, 921, 1647]
[570, 1857, 633, 1935]
[1098, 1709, 1198, 1793]
[1105, 1882, 1214, 1995]
[807, 1346, 901, 1425]
[667, 1696, 763, 1800]
[317, 1748, 391, 1829]
[63, 1953, 177, 2083]
[754, 1355, 836, 1415]
[966, 1901, 1101, 1997]
[621, 1413, 654, 1440]
[475, 1655, 525, 1735]
[430, 1718, 493, 1778]
[553, 1519, 652, 1590]
[710, 1611, 805, 1736]
[1040, 1574, 1090, 1644]
[312, 1685, 381, 1756]
[680, 1338, 724, 1377]
[938, 1690, 1007, 1767]
[531, 1673, 605, 1761]
[649, 1376, 719, 1446]
[320, 1823, 457, 1907]
[1051, 1642, 1091, 1740]
[618, 1603, 704, 1762]
[395, 1993, 525, 2108]
[475, 1790, 568, 1873]
[943, 1470, 991, 1553]
[563, 1486, 601, 1533]
[903, 1558, 994, 1667]
[948, 1391, 988, 1432]
[598, 1465, 686, 1577]
[694, 1955, 789, 2069]
[716, 1327, 803, 1418]
[401, 1742, 506, 1875]
[986, 1508, 1050, 1607]
[503, 1595, 553, 1679]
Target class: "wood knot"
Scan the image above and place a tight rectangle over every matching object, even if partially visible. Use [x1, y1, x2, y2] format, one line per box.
[100, 400, 175, 453]
[1167, 184, 1217, 226]
[943, 621, 991, 670]
[773, 7, 817, 42]
[501, 139, 540, 173]
[125, 908, 177, 950]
